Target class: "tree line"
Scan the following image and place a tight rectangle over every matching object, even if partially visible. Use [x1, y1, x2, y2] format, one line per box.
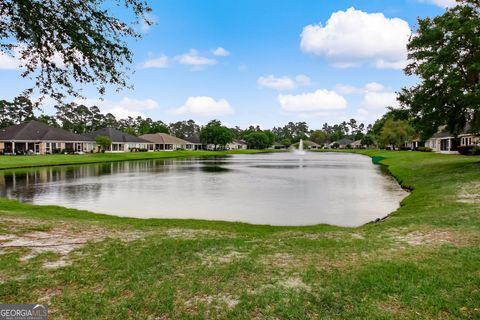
[0, 96, 415, 149]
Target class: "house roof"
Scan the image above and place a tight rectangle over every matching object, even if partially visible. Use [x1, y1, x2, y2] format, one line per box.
[431, 131, 455, 139]
[84, 128, 148, 143]
[232, 139, 247, 145]
[298, 140, 320, 147]
[334, 138, 354, 145]
[184, 135, 202, 144]
[0, 121, 92, 142]
[140, 133, 192, 145]
[351, 140, 362, 146]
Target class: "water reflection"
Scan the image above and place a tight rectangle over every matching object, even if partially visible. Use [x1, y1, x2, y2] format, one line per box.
[0, 153, 408, 227]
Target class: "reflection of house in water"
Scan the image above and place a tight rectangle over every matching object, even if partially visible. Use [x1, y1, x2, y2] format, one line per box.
[0, 166, 104, 202]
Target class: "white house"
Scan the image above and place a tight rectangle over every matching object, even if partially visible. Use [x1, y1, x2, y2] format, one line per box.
[140, 133, 194, 151]
[459, 132, 480, 147]
[84, 128, 153, 152]
[425, 131, 459, 153]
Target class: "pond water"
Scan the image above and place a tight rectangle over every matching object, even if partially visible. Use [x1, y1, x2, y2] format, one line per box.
[0, 152, 408, 227]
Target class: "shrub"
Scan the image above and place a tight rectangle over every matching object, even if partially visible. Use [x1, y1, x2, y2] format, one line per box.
[416, 146, 432, 152]
[95, 135, 112, 152]
[472, 146, 480, 155]
[457, 146, 473, 155]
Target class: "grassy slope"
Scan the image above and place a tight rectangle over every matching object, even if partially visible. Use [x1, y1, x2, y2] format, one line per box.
[0, 151, 479, 319]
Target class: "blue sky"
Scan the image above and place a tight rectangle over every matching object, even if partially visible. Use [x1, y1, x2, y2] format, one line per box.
[0, 0, 453, 129]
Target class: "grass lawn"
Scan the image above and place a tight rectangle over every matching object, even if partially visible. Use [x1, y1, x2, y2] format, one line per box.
[0, 150, 479, 319]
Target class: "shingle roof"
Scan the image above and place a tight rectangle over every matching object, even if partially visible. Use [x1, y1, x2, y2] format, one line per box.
[431, 131, 455, 139]
[184, 135, 202, 144]
[84, 128, 149, 143]
[351, 140, 362, 146]
[0, 121, 92, 141]
[140, 133, 192, 145]
[302, 140, 321, 147]
[233, 139, 247, 145]
[335, 138, 354, 145]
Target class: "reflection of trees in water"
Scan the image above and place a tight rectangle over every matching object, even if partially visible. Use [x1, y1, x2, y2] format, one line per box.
[0, 157, 232, 203]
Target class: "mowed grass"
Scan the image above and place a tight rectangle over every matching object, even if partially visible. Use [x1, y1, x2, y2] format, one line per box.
[0, 150, 479, 319]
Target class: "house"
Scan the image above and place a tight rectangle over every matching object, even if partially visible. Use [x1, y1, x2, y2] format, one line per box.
[0, 120, 95, 155]
[206, 139, 248, 150]
[425, 130, 459, 153]
[140, 133, 194, 151]
[271, 142, 286, 149]
[405, 139, 424, 150]
[330, 138, 353, 149]
[184, 135, 206, 150]
[351, 140, 364, 149]
[227, 140, 248, 150]
[84, 128, 153, 152]
[458, 128, 480, 147]
[302, 140, 322, 150]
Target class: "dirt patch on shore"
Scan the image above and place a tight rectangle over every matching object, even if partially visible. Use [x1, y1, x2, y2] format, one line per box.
[184, 293, 240, 311]
[392, 228, 473, 247]
[160, 228, 235, 240]
[197, 249, 247, 267]
[0, 216, 144, 269]
[457, 182, 480, 204]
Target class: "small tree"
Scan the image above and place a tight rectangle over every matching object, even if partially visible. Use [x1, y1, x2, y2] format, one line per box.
[361, 134, 375, 148]
[281, 138, 292, 148]
[378, 119, 415, 150]
[95, 135, 112, 153]
[244, 132, 270, 149]
[199, 120, 234, 150]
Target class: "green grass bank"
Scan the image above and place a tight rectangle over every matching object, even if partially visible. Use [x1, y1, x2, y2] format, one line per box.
[0, 150, 479, 319]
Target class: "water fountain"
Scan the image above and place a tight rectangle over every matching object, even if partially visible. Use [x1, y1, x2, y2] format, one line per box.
[295, 139, 306, 155]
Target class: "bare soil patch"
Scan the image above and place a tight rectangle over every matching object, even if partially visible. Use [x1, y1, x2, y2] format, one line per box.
[391, 228, 474, 247]
[196, 249, 247, 267]
[457, 182, 480, 204]
[0, 216, 144, 269]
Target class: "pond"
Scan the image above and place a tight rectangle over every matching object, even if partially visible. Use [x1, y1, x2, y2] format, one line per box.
[0, 152, 408, 227]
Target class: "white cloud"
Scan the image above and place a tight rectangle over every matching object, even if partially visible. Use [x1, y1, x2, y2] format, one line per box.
[175, 49, 217, 69]
[257, 74, 311, 90]
[364, 82, 386, 92]
[360, 91, 398, 110]
[359, 83, 398, 111]
[278, 89, 347, 114]
[211, 47, 230, 56]
[258, 75, 296, 90]
[335, 84, 364, 95]
[0, 52, 20, 70]
[295, 75, 312, 86]
[73, 97, 159, 119]
[336, 82, 386, 95]
[300, 7, 411, 69]
[419, 0, 457, 8]
[141, 55, 169, 69]
[171, 96, 234, 117]
[333, 82, 398, 123]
